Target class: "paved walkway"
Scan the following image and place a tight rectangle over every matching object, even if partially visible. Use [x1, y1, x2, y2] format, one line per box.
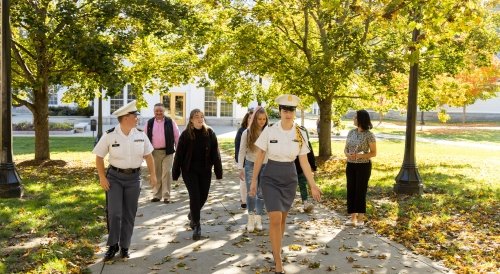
[87, 152, 450, 274]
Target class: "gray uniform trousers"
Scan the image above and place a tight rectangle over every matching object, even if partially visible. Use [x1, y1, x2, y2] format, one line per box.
[106, 168, 141, 248]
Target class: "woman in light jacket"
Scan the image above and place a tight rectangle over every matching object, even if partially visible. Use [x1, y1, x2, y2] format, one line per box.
[238, 106, 268, 232]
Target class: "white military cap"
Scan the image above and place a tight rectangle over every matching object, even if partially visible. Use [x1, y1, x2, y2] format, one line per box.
[112, 100, 140, 117]
[275, 94, 300, 110]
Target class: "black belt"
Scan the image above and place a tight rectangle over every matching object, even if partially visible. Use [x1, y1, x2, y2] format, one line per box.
[154, 148, 166, 150]
[109, 165, 140, 174]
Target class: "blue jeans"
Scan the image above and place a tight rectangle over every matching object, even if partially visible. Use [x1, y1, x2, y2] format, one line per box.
[244, 160, 265, 215]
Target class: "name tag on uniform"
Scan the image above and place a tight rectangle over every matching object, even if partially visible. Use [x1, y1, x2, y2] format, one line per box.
[270, 140, 278, 143]
[112, 144, 120, 147]
[134, 139, 144, 142]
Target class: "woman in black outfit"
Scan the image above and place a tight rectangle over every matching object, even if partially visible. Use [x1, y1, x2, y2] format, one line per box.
[172, 109, 223, 240]
[344, 109, 376, 227]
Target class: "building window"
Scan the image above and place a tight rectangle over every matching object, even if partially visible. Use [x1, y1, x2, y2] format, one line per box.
[110, 91, 123, 114]
[48, 85, 59, 105]
[204, 88, 217, 117]
[127, 84, 135, 102]
[220, 99, 233, 117]
[162, 94, 171, 114]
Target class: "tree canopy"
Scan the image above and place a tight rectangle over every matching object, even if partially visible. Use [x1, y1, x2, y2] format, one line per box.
[11, 0, 211, 160]
[202, 0, 498, 157]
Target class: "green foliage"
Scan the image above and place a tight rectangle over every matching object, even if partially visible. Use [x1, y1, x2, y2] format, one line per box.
[11, 0, 211, 160]
[266, 108, 280, 119]
[371, 0, 500, 115]
[203, 0, 498, 158]
[437, 109, 451, 123]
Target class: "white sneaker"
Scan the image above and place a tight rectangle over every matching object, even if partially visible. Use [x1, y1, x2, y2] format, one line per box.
[247, 214, 255, 232]
[303, 200, 314, 213]
[344, 219, 356, 226]
[254, 215, 263, 231]
[355, 221, 365, 227]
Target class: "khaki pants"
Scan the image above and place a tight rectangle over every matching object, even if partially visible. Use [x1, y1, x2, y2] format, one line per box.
[152, 150, 174, 200]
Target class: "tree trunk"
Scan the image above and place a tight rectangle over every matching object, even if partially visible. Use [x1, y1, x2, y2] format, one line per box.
[33, 87, 50, 161]
[420, 111, 425, 125]
[300, 109, 305, 127]
[317, 98, 332, 157]
[462, 105, 466, 124]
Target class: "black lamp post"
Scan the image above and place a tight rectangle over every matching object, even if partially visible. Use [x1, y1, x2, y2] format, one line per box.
[93, 89, 103, 147]
[0, 0, 22, 198]
[394, 24, 423, 195]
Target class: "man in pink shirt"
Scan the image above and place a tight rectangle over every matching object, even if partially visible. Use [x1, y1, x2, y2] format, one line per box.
[145, 103, 180, 203]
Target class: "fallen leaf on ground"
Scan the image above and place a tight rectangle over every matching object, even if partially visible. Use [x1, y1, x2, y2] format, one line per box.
[288, 244, 302, 251]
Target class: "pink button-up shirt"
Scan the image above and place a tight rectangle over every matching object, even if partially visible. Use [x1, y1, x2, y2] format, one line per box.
[144, 118, 180, 149]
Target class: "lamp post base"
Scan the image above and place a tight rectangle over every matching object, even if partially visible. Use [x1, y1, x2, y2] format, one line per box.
[0, 163, 22, 198]
[394, 164, 423, 195]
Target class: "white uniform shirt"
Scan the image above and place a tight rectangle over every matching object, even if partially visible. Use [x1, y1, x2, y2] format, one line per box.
[255, 122, 310, 162]
[237, 129, 269, 169]
[92, 124, 154, 169]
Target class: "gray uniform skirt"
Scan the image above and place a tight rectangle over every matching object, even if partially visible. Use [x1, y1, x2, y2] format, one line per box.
[260, 160, 298, 212]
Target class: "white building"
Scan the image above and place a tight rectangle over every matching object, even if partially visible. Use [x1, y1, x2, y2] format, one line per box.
[90, 83, 252, 127]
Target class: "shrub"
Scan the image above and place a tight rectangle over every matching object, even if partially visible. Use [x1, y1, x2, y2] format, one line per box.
[13, 122, 73, 131]
[48, 106, 93, 116]
[13, 121, 33, 131]
[266, 108, 280, 119]
[49, 122, 74, 131]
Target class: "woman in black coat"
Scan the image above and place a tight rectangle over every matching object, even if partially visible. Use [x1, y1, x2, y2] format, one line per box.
[172, 109, 223, 240]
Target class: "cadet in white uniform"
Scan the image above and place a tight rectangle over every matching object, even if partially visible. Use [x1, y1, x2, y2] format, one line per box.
[249, 94, 322, 274]
[93, 100, 157, 261]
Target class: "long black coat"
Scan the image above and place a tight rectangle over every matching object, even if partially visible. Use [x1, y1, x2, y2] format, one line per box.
[172, 127, 223, 181]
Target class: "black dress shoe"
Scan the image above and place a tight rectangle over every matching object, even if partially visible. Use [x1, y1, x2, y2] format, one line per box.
[163, 199, 170, 204]
[241, 203, 247, 209]
[192, 224, 201, 240]
[151, 198, 160, 202]
[120, 247, 129, 258]
[187, 212, 191, 220]
[103, 244, 119, 261]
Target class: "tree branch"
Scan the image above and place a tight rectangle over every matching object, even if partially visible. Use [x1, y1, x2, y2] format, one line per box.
[361, 0, 374, 44]
[275, 24, 304, 51]
[12, 93, 35, 112]
[11, 39, 35, 59]
[302, 6, 313, 64]
[11, 39, 37, 84]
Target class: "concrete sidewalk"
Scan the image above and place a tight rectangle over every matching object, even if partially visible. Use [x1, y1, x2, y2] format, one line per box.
[87, 153, 450, 274]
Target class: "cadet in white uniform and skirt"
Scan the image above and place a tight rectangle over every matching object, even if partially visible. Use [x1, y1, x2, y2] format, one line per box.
[249, 94, 322, 274]
[93, 100, 157, 261]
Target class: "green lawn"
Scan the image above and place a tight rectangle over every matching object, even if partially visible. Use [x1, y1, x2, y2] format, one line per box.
[13, 137, 96, 155]
[371, 127, 500, 144]
[0, 137, 103, 274]
[312, 139, 499, 273]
